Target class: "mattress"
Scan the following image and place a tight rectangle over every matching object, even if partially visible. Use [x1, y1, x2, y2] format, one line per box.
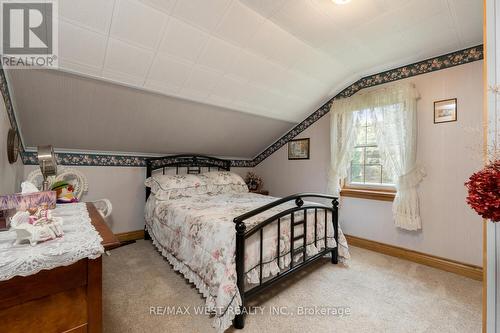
[145, 192, 349, 332]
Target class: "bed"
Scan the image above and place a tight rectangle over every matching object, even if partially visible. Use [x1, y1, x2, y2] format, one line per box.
[144, 155, 349, 332]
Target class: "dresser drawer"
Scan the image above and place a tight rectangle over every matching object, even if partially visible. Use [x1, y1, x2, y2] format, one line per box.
[0, 286, 88, 333]
[0, 259, 88, 310]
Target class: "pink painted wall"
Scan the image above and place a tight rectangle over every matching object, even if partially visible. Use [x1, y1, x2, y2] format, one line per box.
[255, 61, 484, 266]
[23, 164, 253, 234]
[0, 98, 23, 195]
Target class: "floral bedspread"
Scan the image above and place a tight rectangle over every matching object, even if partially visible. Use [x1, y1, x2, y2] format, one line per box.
[145, 192, 349, 332]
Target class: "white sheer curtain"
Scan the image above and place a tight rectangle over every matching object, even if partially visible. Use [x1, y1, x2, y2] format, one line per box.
[368, 84, 424, 230]
[327, 98, 359, 197]
[329, 82, 424, 230]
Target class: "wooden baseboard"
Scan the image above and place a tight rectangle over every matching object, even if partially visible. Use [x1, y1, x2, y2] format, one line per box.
[113, 230, 482, 280]
[345, 235, 483, 281]
[115, 230, 144, 243]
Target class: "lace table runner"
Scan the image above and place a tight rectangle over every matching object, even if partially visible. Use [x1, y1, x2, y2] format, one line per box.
[0, 202, 105, 281]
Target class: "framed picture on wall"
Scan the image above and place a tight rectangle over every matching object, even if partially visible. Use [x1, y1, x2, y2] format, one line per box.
[434, 98, 457, 124]
[288, 138, 310, 160]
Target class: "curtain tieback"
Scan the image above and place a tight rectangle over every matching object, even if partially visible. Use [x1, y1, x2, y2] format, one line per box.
[396, 166, 426, 190]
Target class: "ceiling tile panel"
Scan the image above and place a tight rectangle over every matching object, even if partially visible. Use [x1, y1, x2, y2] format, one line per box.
[103, 38, 155, 79]
[392, 0, 449, 32]
[139, 0, 177, 15]
[238, 0, 287, 18]
[59, 21, 107, 69]
[247, 20, 312, 68]
[291, 50, 348, 83]
[181, 65, 221, 98]
[402, 13, 460, 58]
[210, 74, 248, 101]
[59, 0, 115, 34]
[59, 59, 102, 77]
[144, 80, 181, 96]
[216, 1, 264, 47]
[146, 54, 193, 88]
[323, 41, 375, 74]
[309, 0, 386, 31]
[206, 94, 234, 109]
[102, 69, 144, 86]
[270, 0, 335, 48]
[196, 37, 241, 74]
[110, 0, 168, 49]
[232, 51, 283, 86]
[451, 0, 484, 47]
[283, 75, 329, 103]
[159, 18, 210, 63]
[172, 0, 231, 32]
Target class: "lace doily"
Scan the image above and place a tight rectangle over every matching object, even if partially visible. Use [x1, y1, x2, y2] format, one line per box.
[0, 202, 104, 281]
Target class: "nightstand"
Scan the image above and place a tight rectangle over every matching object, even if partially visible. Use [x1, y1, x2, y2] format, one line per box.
[250, 190, 269, 195]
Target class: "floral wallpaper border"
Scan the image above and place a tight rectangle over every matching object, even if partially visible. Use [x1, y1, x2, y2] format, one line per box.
[251, 44, 483, 166]
[21, 151, 150, 167]
[3, 45, 483, 168]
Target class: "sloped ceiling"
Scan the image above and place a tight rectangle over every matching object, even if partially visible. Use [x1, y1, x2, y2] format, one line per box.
[6, 0, 483, 159]
[53, 0, 482, 122]
[7, 69, 294, 158]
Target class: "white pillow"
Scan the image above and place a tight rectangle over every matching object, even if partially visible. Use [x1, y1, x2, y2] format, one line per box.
[199, 171, 248, 194]
[145, 174, 207, 200]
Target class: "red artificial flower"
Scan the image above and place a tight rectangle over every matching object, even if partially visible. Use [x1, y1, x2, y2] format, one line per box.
[465, 160, 500, 221]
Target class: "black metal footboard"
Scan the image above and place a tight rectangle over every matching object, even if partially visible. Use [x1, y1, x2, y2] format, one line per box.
[233, 193, 339, 329]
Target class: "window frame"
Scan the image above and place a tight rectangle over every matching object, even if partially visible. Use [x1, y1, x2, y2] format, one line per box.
[340, 109, 396, 201]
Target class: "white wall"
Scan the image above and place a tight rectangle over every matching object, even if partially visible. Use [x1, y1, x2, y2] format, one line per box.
[24, 164, 253, 234]
[255, 61, 484, 266]
[0, 98, 23, 195]
[486, 1, 500, 330]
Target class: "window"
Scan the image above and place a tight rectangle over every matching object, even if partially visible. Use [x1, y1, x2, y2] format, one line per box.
[346, 110, 395, 189]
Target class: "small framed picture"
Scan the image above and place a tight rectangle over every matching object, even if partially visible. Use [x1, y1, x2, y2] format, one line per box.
[434, 98, 457, 124]
[288, 138, 310, 160]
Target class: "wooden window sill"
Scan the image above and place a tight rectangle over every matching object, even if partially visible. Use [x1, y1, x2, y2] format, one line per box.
[340, 188, 395, 202]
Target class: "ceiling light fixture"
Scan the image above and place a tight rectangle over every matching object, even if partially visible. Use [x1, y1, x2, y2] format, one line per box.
[332, 0, 351, 4]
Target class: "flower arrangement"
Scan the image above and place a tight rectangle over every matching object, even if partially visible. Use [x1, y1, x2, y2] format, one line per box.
[244, 172, 263, 191]
[465, 160, 500, 221]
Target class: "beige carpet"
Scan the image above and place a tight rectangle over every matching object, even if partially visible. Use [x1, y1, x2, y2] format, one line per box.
[103, 240, 481, 333]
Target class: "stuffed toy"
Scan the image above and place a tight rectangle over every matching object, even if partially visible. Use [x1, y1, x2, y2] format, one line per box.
[51, 181, 78, 203]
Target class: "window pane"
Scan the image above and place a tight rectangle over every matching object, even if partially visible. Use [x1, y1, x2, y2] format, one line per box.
[382, 169, 395, 185]
[365, 147, 381, 165]
[355, 126, 367, 146]
[365, 165, 382, 184]
[352, 147, 364, 164]
[354, 109, 367, 126]
[366, 125, 377, 145]
[350, 164, 364, 183]
[348, 109, 395, 188]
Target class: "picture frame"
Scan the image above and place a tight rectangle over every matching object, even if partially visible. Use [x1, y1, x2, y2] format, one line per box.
[434, 98, 457, 124]
[288, 138, 310, 160]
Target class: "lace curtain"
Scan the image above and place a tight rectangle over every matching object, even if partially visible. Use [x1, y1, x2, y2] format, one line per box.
[329, 83, 424, 230]
[327, 98, 358, 197]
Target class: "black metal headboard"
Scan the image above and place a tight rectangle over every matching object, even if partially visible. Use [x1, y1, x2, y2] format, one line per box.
[145, 154, 231, 200]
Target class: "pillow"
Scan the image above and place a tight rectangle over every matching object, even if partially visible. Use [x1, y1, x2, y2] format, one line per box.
[199, 171, 248, 194]
[145, 174, 207, 200]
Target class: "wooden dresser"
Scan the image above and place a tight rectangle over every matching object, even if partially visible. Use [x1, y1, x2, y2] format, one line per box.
[0, 203, 119, 333]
